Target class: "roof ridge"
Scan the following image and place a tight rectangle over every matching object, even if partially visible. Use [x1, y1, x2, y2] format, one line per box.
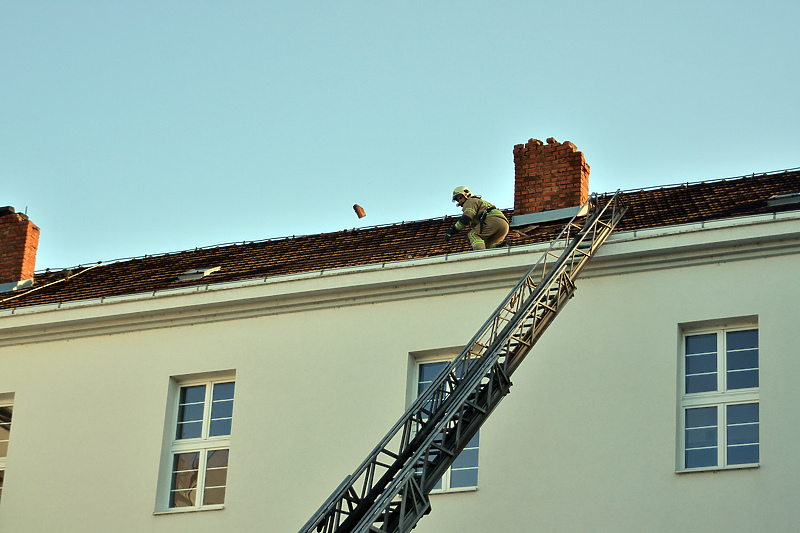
[614, 167, 800, 195]
[33, 213, 461, 273]
[33, 167, 800, 274]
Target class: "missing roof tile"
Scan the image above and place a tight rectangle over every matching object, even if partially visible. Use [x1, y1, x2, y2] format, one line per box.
[767, 192, 800, 208]
[177, 266, 221, 281]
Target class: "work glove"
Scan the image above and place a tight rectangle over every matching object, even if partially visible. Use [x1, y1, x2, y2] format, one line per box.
[444, 227, 457, 242]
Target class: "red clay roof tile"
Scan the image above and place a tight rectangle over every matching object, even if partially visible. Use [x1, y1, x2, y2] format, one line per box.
[1, 169, 799, 311]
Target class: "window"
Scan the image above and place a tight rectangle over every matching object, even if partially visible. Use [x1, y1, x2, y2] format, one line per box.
[416, 360, 479, 491]
[0, 399, 12, 504]
[166, 379, 235, 510]
[680, 326, 758, 471]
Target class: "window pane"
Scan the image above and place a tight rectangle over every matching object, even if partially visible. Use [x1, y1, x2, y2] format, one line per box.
[211, 399, 234, 420]
[686, 447, 718, 469]
[685, 426, 717, 449]
[686, 373, 717, 394]
[686, 333, 716, 355]
[728, 423, 759, 446]
[209, 418, 232, 437]
[452, 447, 479, 469]
[726, 330, 758, 351]
[727, 331, 758, 390]
[178, 403, 205, 424]
[203, 449, 229, 506]
[450, 466, 478, 488]
[209, 384, 235, 437]
[210, 396, 234, 438]
[177, 403, 204, 439]
[727, 369, 758, 390]
[180, 385, 206, 405]
[418, 362, 448, 422]
[685, 334, 717, 393]
[686, 352, 716, 375]
[727, 403, 758, 425]
[727, 404, 759, 465]
[170, 452, 199, 508]
[727, 349, 758, 371]
[170, 488, 196, 508]
[728, 444, 759, 465]
[205, 466, 228, 487]
[212, 382, 235, 401]
[0, 406, 11, 460]
[685, 407, 718, 468]
[686, 406, 716, 428]
[418, 362, 448, 394]
[203, 487, 226, 506]
[176, 421, 203, 440]
[453, 432, 480, 471]
[173, 451, 199, 472]
[176, 385, 206, 440]
[207, 448, 229, 468]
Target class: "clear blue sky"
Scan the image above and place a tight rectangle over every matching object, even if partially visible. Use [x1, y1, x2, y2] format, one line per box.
[3, 1, 799, 270]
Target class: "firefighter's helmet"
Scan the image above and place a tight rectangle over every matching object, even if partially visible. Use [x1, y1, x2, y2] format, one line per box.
[452, 186, 473, 202]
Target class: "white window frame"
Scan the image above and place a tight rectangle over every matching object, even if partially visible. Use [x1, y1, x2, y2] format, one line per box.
[412, 354, 479, 493]
[0, 393, 14, 505]
[155, 373, 235, 514]
[678, 323, 759, 472]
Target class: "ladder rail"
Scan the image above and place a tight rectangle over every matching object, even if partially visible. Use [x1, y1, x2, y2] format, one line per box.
[300, 191, 626, 533]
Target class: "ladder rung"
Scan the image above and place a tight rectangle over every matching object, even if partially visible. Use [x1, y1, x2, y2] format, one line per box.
[430, 442, 454, 457]
[465, 400, 488, 414]
[508, 335, 530, 347]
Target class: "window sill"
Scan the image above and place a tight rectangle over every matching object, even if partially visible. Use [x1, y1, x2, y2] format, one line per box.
[430, 486, 478, 495]
[154, 505, 225, 516]
[676, 463, 760, 474]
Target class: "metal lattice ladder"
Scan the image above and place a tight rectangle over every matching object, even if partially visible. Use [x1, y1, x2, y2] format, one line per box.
[300, 191, 627, 533]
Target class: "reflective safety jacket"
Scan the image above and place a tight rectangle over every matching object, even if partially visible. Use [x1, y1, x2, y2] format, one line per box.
[452, 197, 506, 232]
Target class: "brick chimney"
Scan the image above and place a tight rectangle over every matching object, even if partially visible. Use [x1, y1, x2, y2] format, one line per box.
[512, 137, 589, 223]
[0, 206, 40, 291]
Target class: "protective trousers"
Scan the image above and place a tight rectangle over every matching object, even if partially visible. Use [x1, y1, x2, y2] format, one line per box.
[468, 215, 509, 250]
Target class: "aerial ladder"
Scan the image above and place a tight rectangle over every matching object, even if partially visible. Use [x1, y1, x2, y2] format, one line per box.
[300, 191, 627, 533]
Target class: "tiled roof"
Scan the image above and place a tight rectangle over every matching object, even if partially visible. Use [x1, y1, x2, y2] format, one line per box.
[2, 169, 799, 311]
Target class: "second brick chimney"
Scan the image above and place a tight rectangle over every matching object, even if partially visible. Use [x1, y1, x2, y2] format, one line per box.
[512, 137, 590, 225]
[0, 206, 40, 292]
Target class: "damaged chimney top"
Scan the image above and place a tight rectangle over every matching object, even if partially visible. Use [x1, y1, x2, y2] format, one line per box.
[0, 206, 40, 293]
[511, 137, 590, 226]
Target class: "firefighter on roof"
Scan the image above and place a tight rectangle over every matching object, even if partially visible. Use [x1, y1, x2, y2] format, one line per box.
[445, 186, 509, 250]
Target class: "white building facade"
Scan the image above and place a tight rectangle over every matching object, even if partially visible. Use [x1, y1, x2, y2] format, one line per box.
[1, 141, 799, 532]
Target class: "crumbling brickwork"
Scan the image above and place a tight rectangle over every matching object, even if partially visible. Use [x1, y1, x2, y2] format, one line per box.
[513, 137, 590, 215]
[0, 208, 40, 283]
